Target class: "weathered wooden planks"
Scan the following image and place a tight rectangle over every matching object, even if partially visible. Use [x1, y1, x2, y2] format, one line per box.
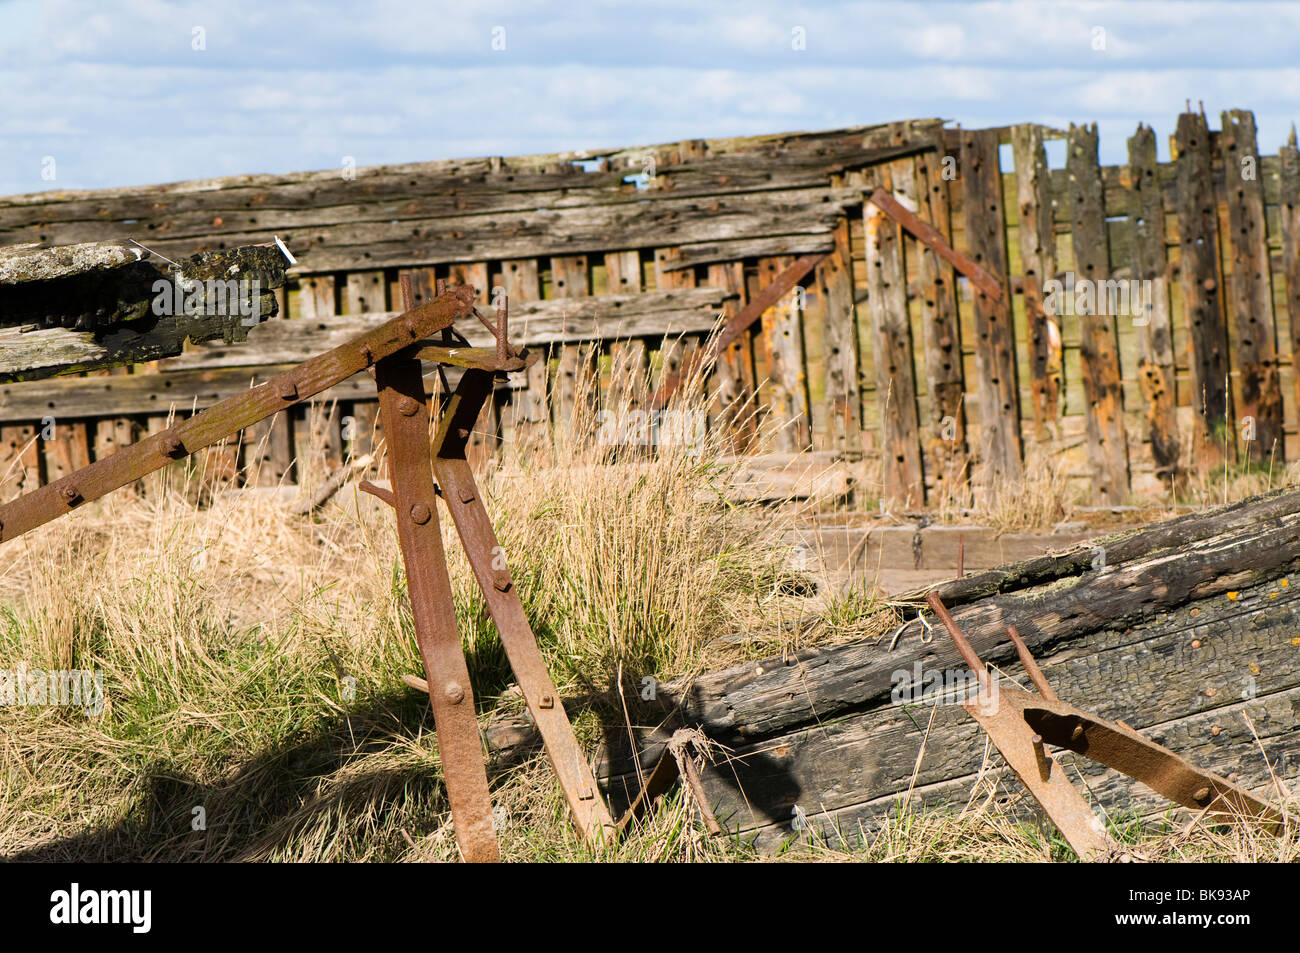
[1011, 124, 1062, 441]
[863, 166, 924, 506]
[815, 219, 861, 456]
[1220, 109, 1284, 462]
[1284, 128, 1300, 427]
[1066, 124, 1130, 504]
[1176, 109, 1233, 464]
[1127, 124, 1182, 489]
[755, 257, 812, 452]
[960, 129, 1022, 497]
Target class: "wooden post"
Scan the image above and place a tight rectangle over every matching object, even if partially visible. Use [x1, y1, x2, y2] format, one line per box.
[501, 259, 548, 456]
[1127, 124, 1183, 490]
[1011, 124, 1063, 441]
[449, 262, 498, 469]
[816, 218, 862, 457]
[1283, 126, 1300, 442]
[1220, 109, 1283, 463]
[864, 166, 924, 506]
[914, 136, 969, 500]
[550, 255, 597, 449]
[708, 260, 759, 451]
[1066, 123, 1131, 504]
[755, 256, 813, 452]
[1, 424, 40, 501]
[605, 250, 649, 416]
[960, 128, 1023, 497]
[294, 273, 341, 486]
[1175, 109, 1232, 464]
[341, 270, 387, 459]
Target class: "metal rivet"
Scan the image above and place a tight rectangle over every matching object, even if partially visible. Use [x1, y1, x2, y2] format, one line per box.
[458, 488, 475, 504]
[538, 694, 554, 710]
[279, 380, 298, 401]
[1070, 723, 1085, 742]
[493, 572, 511, 592]
[410, 503, 431, 524]
[397, 396, 420, 416]
[360, 345, 373, 364]
[1193, 785, 1212, 803]
[403, 318, 418, 338]
[161, 435, 184, 457]
[445, 682, 465, 704]
[62, 485, 81, 505]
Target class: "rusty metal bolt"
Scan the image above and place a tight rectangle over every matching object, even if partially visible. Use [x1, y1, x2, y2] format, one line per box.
[457, 427, 470, 440]
[410, 502, 432, 525]
[279, 379, 298, 401]
[360, 344, 373, 365]
[1193, 785, 1212, 804]
[1191, 639, 1201, 649]
[161, 435, 184, 457]
[444, 682, 465, 705]
[538, 694, 555, 710]
[397, 396, 420, 416]
[458, 487, 475, 504]
[493, 572, 511, 593]
[1211, 725, 1221, 736]
[1202, 277, 1217, 293]
[403, 317, 418, 338]
[62, 485, 82, 505]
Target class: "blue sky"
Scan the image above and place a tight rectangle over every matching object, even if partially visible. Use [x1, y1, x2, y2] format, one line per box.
[1, 0, 1298, 195]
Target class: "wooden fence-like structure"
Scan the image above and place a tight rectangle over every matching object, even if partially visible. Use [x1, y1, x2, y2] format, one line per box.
[2, 108, 1299, 507]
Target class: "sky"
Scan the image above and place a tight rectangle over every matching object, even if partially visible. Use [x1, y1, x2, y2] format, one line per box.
[1, 0, 1298, 196]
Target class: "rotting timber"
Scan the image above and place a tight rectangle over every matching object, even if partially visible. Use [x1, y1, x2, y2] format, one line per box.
[487, 490, 1300, 852]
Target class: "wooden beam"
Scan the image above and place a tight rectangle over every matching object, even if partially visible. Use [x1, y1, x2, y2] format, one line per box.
[1283, 127, 1300, 437]
[1220, 109, 1284, 462]
[1067, 123, 1130, 504]
[1176, 109, 1233, 464]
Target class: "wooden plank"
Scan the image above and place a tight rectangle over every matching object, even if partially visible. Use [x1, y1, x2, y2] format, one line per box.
[1066, 123, 1131, 504]
[549, 256, 597, 448]
[756, 256, 812, 452]
[500, 259, 547, 454]
[1128, 124, 1182, 489]
[0, 424, 40, 500]
[344, 270, 387, 314]
[707, 261, 758, 451]
[863, 167, 924, 506]
[448, 265, 498, 469]
[1220, 109, 1284, 462]
[1011, 124, 1063, 441]
[816, 218, 861, 456]
[297, 274, 335, 320]
[244, 411, 293, 486]
[866, 187, 1001, 301]
[653, 248, 704, 416]
[1283, 127, 1300, 427]
[960, 128, 1023, 496]
[1175, 109, 1232, 464]
[913, 141, 969, 498]
[605, 251, 649, 415]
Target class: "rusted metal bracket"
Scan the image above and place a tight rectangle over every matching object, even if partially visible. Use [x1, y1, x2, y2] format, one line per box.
[867, 187, 1004, 302]
[926, 593, 1283, 861]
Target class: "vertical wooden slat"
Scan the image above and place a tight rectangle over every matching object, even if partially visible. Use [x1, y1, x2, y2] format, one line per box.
[914, 137, 969, 499]
[1282, 127, 1300, 433]
[817, 218, 862, 456]
[755, 256, 813, 452]
[1128, 123, 1182, 489]
[1011, 124, 1063, 441]
[605, 251, 649, 413]
[864, 168, 924, 506]
[1, 424, 40, 500]
[1067, 123, 1131, 504]
[298, 274, 336, 319]
[244, 412, 294, 485]
[653, 248, 703, 405]
[501, 259, 547, 454]
[960, 128, 1023, 496]
[294, 274, 341, 484]
[709, 260, 759, 451]
[1175, 109, 1232, 464]
[345, 270, 387, 314]
[549, 256, 596, 447]
[449, 263, 499, 469]
[1220, 109, 1283, 462]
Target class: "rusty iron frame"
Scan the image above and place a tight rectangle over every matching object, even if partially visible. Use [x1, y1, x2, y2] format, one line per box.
[1, 283, 702, 862]
[926, 593, 1282, 861]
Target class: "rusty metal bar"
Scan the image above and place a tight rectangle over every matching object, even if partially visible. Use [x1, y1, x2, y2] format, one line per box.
[0, 288, 474, 544]
[374, 355, 500, 862]
[432, 368, 618, 844]
[1005, 624, 1059, 701]
[867, 187, 1004, 303]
